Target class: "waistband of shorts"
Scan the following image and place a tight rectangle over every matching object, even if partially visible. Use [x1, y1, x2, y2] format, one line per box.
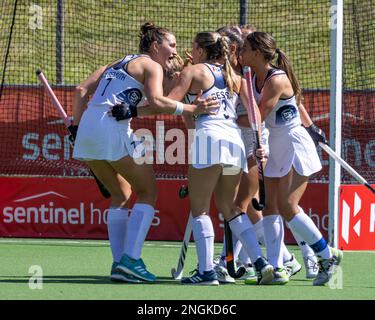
[267, 123, 301, 134]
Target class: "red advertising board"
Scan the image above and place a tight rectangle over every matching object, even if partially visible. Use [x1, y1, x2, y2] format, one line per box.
[339, 185, 375, 250]
[0, 177, 328, 243]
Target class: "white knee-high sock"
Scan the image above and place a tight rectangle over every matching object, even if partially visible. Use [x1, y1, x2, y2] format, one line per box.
[253, 219, 266, 245]
[238, 247, 251, 265]
[192, 215, 215, 274]
[287, 209, 331, 259]
[124, 203, 155, 260]
[263, 215, 284, 268]
[286, 221, 315, 258]
[229, 214, 263, 263]
[253, 218, 292, 263]
[107, 207, 129, 263]
[278, 217, 293, 263]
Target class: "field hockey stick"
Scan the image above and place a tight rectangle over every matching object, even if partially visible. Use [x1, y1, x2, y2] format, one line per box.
[36, 69, 111, 198]
[243, 66, 266, 211]
[171, 213, 193, 280]
[224, 219, 246, 278]
[319, 142, 375, 194]
[171, 185, 192, 280]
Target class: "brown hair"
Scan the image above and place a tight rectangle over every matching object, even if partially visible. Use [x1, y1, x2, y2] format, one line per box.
[139, 22, 172, 53]
[216, 26, 244, 56]
[194, 31, 239, 95]
[246, 31, 302, 104]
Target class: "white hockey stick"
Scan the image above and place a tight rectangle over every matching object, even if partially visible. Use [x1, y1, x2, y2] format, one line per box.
[319, 142, 375, 194]
[171, 213, 193, 280]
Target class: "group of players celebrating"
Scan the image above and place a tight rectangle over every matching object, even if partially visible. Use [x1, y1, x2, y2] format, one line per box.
[71, 22, 343, 286]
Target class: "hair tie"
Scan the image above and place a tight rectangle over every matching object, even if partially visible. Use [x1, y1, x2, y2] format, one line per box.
[276, 48, 281, 54]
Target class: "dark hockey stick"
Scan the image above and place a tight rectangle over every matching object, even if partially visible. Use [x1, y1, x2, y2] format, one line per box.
[224, 220, 247, 278]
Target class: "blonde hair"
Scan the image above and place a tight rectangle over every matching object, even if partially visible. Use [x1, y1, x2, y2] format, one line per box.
[194, 31, 239, 95]
[164, 54, 184, 79]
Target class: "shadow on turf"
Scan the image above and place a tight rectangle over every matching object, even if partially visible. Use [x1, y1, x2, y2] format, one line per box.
[0, 275, 183, 285]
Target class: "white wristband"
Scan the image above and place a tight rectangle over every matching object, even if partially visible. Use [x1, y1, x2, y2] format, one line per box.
[173, 102, 184, 115]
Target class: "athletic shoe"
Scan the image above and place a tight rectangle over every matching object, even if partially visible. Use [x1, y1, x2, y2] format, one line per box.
[213, 255, 226, 267]
[214, 264, 235, 284]
[313, 248, 343, 286]
[116, 254, 156, 282]
[238, 263, 257, 281]
[271, 267, 289, 285]
[110, 262, 142, 283]
[181, 269, 219, 286]
[303, 255, 319, 279]
[284, 253, 302, 277]
[245, 256, 274, 285]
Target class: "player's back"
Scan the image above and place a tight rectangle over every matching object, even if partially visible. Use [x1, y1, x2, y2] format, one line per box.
[185, 62, 240, 132]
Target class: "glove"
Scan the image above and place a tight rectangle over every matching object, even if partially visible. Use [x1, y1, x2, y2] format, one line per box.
[111, 104, 138, 121]
[68, 125, 78, 146]
[305, 123, 328, 147]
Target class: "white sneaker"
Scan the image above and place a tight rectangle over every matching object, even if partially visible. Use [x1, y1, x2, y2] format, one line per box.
[271, 267, 289, 285]
[284, 253, 302, 277]
[214, 264, 235, 284]
[313, 248, 343, 286]
[303, 255, 319, 279]
[238, 263, 257, 280]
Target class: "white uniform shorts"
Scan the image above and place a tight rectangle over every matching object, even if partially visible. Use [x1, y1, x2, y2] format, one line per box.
[73, 106, 144, 161]
[265, 125, 322, 178]
[191, 126, 248, 173]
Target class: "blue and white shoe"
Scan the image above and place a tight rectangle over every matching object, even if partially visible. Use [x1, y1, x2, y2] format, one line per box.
[110, 262, 142, 283]
[116, 255, 156, 282]
[181, 269, 219, 286]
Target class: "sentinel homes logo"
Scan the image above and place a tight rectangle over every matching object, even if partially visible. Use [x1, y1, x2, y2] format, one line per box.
[2, 191, 161, 226]
[341, 192, 375, 244]
[3, 191, 99, 225]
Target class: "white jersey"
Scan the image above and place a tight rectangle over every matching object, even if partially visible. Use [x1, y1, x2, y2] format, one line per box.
[185, 63, 247, 172]
[186, 63, 239, 131]
[252, 68, 321, 177]
[73, 54, 149, 162]
[89, 54, 148, 110]
[252, 69, 301, 130]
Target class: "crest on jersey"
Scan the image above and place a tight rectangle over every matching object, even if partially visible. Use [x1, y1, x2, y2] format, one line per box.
[116, 88, 142, 107]
[275, 104, 297, 124]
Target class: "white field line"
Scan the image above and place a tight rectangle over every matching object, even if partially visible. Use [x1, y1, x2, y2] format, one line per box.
[0, 238, 374, 253]
[0, 238, 184, 248]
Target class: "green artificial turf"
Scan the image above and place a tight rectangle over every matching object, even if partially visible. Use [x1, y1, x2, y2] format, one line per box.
[0, 238, 374, 300]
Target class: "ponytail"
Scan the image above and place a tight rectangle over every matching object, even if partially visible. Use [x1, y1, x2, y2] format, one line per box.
[218, 36, 240, 95]
[275, 49, 302, 104]
[194, 32, 240, 95]
[247, 32, 303, 104]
